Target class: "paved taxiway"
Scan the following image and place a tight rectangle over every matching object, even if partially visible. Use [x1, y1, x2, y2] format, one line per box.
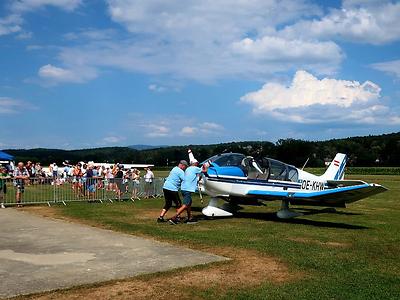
[0, 209, 227, 298]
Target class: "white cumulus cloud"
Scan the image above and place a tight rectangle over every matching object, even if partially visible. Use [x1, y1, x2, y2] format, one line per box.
[38, 64, 97, 84]
[242, 70, 380, 110]
[280, 1, 400, 45]
[56, 0, 334, 82]
[29, 1, 400, 86]
[240, 70, 400, 124]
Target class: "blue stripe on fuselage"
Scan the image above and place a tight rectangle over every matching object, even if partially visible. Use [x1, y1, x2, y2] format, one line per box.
[207, 176, 301, 189]
[248, 183, 369, 198]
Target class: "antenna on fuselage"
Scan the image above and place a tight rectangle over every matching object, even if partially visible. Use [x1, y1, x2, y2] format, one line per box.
[301, 157, 309, 170]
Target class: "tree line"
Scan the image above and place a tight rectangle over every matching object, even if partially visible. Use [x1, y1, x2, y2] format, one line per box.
[4, 132, 400, 167]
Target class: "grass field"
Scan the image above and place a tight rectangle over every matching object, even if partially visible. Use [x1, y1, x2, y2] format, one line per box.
[17, 174, 400, 299]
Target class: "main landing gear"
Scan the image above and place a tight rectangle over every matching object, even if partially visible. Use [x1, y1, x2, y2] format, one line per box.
[276, 199, 303, 219]
[202, 198, 303, 219]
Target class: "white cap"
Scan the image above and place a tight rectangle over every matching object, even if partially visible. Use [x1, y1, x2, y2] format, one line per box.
[188, 149, 198, 164]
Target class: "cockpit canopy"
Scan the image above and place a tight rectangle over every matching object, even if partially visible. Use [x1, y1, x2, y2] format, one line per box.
[207, 153, 245, 167]
[206, 153, 298, 182]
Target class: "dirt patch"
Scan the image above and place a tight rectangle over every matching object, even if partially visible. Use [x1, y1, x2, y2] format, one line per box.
[134, 209, 163, 220]
[16, 247, 298, 300]
[20, 206, 63, 219]
[288, 237, 349, 248]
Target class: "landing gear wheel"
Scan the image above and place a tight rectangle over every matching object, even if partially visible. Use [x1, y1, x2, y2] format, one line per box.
[276, 200, 303, 219]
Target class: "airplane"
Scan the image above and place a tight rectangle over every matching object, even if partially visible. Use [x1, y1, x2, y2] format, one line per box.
[196, 152, 387, 219]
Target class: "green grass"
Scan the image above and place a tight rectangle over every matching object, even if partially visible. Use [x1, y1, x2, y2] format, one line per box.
[44, 174, 400, 299]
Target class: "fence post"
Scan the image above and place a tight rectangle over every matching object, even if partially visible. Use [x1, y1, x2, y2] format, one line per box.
[53, 178, 57, 206]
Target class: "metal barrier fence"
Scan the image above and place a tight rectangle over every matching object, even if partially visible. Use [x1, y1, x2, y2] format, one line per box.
[0, 177, 165, 207]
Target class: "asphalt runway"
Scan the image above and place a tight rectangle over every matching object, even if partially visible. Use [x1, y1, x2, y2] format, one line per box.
[0, 209, 227, 298]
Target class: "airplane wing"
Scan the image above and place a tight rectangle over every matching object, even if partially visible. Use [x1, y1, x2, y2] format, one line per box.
[247, 183, 387, 205]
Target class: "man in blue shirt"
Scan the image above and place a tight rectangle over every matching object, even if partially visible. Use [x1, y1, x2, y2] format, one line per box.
[170, 154, 208, 224]
[157, 160, 188, 223]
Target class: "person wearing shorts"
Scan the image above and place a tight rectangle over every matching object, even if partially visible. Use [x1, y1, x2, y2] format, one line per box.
[157, 160, 188, 223]
[13, 162, 29, 207]
[131, 168, 141, 200]
[169, 154, 207, 224]
[85, 164, 96, 200]
[114, 166, 124, 200]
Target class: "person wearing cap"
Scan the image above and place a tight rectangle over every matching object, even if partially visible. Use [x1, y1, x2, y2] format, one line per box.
[157, 160, 188, 223]
[169, 150, 207, 224]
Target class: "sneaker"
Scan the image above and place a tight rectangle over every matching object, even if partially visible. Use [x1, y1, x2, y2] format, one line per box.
[0, 204, 5, 209]
[184, 218, 198, 224]
[169, 217, 179, 225]
[157, 217, 166, 223]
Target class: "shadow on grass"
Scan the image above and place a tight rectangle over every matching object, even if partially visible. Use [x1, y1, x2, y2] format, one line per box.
[297, 207, 362, 216]
[191, 207, 368, 230]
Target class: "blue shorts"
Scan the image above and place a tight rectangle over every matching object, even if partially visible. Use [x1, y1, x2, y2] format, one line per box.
[181, 190, 192, 206]
[87, 184, 95, 193]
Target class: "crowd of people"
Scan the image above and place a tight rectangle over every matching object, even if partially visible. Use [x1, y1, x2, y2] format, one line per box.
[1, 149, 207, 219]
[0, 160, 157, 207]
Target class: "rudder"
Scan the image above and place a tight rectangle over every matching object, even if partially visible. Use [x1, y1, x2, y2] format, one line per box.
[320, 153, 347, 181]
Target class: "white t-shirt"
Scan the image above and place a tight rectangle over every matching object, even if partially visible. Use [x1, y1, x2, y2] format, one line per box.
[106, 170, 113, 179]
[144, 170, 154, 183]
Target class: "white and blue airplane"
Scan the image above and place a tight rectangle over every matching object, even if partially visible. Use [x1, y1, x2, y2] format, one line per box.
[198, 152, 387, 219]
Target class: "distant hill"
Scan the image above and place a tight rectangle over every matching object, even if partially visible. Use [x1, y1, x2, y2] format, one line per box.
[128, 144, 167, 150]
[3, 132, 400, 167]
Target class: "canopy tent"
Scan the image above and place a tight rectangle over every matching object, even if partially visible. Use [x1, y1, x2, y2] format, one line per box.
[0, 150, 14, 162]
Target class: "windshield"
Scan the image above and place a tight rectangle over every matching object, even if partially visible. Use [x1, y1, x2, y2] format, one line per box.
[206, 153, 245, 167]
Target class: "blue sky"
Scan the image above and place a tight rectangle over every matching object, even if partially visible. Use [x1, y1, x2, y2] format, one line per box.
[1, 0, 399, 149]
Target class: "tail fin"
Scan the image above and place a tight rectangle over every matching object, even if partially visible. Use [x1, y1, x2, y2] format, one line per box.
[320, 153, 347, 180]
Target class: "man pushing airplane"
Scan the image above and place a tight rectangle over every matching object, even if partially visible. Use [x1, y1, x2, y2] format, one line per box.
[169, 149, 208, 224]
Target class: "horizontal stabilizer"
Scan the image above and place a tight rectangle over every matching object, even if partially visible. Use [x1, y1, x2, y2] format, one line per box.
[326, 180, 367, 187]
